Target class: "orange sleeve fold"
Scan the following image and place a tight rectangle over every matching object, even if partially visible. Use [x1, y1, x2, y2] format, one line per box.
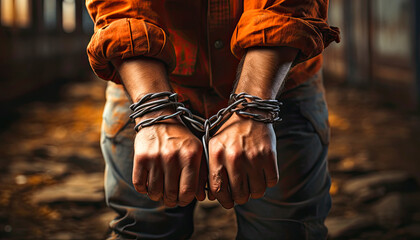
[231, 0, 340, 63]
[85, 0, 176, 83]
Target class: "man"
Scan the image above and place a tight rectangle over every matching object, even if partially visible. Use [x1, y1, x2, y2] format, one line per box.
[86, 0, 340, 239]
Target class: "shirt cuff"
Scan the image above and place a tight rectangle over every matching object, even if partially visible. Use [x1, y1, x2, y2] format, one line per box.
[230, 9, 340, 63]
[87, 18, 176, 83]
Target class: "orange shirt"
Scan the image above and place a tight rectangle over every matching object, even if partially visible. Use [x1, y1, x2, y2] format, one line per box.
[86, 0, 339, 117]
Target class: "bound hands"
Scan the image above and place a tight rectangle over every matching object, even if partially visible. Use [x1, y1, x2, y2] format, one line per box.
[132, 107, 278, 208]
[119, 47, 297, 208]
[132, 109, 278, 208]
[203, 47, 297, 208]
[132, 109, 207, 207]
[114, 58, 207, 207]
[207, 112, 279, 208]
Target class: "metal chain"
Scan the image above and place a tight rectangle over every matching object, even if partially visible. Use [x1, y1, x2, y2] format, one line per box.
[129, 92, 283, 164]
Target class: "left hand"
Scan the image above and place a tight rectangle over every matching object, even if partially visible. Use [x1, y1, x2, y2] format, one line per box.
[207, 112, 279, 208]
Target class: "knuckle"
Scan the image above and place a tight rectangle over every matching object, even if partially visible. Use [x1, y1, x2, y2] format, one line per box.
[164, 197, 177, 206]
[250, 189, 265, 199]
[162, 157, 175, 165]
[225, 148, 242, 161]
[262, 147, 276, 159]
[246, 150, 259, 160]
[134, 153, 149, 163]
[132, 179, 145, 188]
[226, 158, 241, 170]
[181, 148, 194, 158]
[191, 140, 203, 151]
[165, 189, 178, 199]
[161, 150, 177, 162]
[133, 184, 146, 193]
[267, 176, 279, 184]
[179, 185, 195, 196]
[148, 191, 162, 201]
[181, 139, 202, 154]
[208, 137, 217, 145]
[209, 147, 223, 160]
[179, 194, 194, 204]
[180, 148, 199, 163]
[149, 151, 161, 159]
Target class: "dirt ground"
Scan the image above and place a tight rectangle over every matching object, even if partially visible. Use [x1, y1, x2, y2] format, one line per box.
[0, 76, 419, 239]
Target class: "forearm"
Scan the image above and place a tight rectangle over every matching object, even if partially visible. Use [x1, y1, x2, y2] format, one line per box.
[112, 57, 175, 125]
[235, 47, 298, 99]
[112, 57, 172, 103]
[113, 57, 204, 206]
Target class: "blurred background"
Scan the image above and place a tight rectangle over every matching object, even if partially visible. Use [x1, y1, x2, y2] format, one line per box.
[0, 0, 419, 239]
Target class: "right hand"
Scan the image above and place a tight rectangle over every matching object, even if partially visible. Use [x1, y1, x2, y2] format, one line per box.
[131, 109, 206, 207]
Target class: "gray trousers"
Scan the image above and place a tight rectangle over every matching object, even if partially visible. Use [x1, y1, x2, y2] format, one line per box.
[100, 73, 331, 239]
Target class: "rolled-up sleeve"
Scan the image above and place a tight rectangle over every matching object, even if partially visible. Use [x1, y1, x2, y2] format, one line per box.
[231, 0, 340, 63]
[86, 0, 176, 83]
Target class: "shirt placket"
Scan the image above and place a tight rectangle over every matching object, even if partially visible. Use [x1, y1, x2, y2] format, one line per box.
[206, 0, 239, 99]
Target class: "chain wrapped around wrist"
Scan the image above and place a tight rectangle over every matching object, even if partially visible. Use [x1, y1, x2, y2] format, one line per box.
[129, 92, 283, 164]
[130, 92, 187, 132]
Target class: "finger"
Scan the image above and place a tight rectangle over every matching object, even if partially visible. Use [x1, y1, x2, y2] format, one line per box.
[195, 157, 208, 201]
[207, 187, 216, 201]
[209, 165, 234, 209]
[148, 166, 164, 201]
[225, 159, 249, 205]
[178, 165, 199, 206]
[208, 145, 233, 208]
[229, 175, 249, 205]
[247, 167, 266, 199]
[263, 149, 279, 188]
[264, 164, 279, 188]
[179, 147, 201, 206]
[163, 157, 181, 208]
[132, 160, 148, 194]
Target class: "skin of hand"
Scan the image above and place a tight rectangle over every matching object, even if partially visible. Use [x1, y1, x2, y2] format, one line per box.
[208, 47, 298, 208]
[113, 57, 207, 207]
[132, 114, 205, 207]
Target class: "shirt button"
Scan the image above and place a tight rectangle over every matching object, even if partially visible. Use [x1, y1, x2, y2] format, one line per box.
[214, 40, 224, 49]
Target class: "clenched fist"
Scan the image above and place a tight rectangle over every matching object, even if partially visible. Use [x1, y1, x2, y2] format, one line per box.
[132, 109, 206, 207]
[208, 112, 279, 208]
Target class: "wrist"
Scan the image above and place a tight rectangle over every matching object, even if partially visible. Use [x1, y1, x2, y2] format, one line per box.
[116, 57, 172, 103]
[134, 107, 179, 125]
[229, 93, 282, 123]
[130, 92, 185, 132]
[235, 47, 298, 99]
[234, 88, 274, 99]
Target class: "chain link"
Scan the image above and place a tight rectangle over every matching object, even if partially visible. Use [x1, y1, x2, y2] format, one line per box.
[129, 92, 283, 164]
